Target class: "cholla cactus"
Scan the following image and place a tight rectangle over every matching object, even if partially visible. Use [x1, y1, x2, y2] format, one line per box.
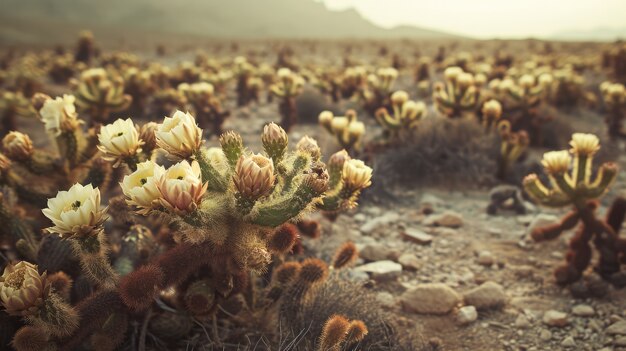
[0, 91, 36, 136]
[496, 120, 528, 180]
[318, 110, 365, 153]
[178, 82, 230, 135]
[123, 67, 156, 116]
[150, 88, 187, 118]
[0, 261, 78, 337]
[73, 68, 132, 124]
[374, 90, 427, 142]
[270, 68, 304, 131]
[523, 133, 623, 285]
[233, 56, 256, 106]
[317, 315, 368, 351]
[359, 67, 398, 115]
[74, 30, 96, 64]
[481, 99, 503, 132]
[433, 66, 480, 118]
[600, 82, 626, 140]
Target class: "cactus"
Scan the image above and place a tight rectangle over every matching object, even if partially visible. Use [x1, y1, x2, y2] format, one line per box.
[374, 90, 427, 143]
[600, 82, 626, 140]
[0, 91, 36, 136]
[270, 68, 304, 131]
[74, 31, 97, 64]
[523, 133, 623, 285]
[178, 82, 230, 135]
[496, 120, 529, 180]
[73, 68, 132, 124]
[433, 66, 481, 118]
[318, 109, 365, 153]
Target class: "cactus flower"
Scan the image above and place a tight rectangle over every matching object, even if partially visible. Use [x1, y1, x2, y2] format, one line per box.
[0, 261, 49, 316]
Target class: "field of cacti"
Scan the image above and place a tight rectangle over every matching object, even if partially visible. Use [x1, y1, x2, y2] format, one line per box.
[2, 31, 626, 351]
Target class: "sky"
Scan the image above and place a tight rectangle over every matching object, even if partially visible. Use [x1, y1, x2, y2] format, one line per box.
[319, 0, 626, 39]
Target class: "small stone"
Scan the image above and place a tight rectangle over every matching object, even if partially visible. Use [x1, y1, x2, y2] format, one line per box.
[539, 329, 552, 341]
[526, 214, 559, 237]
[571, 304, 595, 317]
[476, 251, 495, 266]
[514, 314, 531, 329]
[457, 305, 478, 325]
[402, 228, 433, 245]
[400, 283, 461, 315]
[463, 281, 507, 310]
[360, 212, 400, 234]
[355, 260, 402, 281]
[616, 336, 626, 347]
[398, 253, 421, 271]
[561, 336, 576, 348]
[543, 310, 569, 327]
[606, 320, 626, 335]
[376, 292, 395, 308]
[424, 211, 464, 228]
[360, 244, 397, 262]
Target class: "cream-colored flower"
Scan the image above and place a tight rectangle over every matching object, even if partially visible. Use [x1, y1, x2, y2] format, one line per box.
[391, 90, 409, 106]
[39, 94, 78, 136]
[569, 133, 600, 156]
[42, 183, 108, 237]
[348, 121, 365, 137]
[342, 159, 372, 191]
[2, 131, 34, 160]
[538, 73, 553, 87]
[456, 73, 474, 89]
[403, 101, 426, 120]
[482, 99, 503, 119]
[0, 261, 49, 316]
[519, 74, 536, 89]
[157, 160, 207, 215]
[97, 118, 143, 164]
[233, 154, 275, 200]
[541, 150, 571, 175]
[330, 117, 349, 134]
[318, 111, 334, 129]
[121, 161, 166, 214]
[444, 67, 463, 82]
[155, 110, 203, 160]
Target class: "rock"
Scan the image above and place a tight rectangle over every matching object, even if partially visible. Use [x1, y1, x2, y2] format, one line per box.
[514, 314, 531, 329]
[376, 292, 396, 308]
[539, 329, 552, 341]
[561, 336, 576, 348]
[360, 244, 398, 262]
[476, 251, 495, 266]
[355, 260, 402, 280]
[571, 304, 595, 317]
[615, 337, 626, 347]
[457, 306, 478, 325]
[543, 310, 569, 327]
[526, 214, 559, 237]
[419, 194, 445, 213]
[463, 281, 507, 310]
[606, 320, 626, 335]
[400, 283, 461, 315]
[360, 212, 400, 234]
[423, 211, 463, 228]
[402, 228, 433, 245]
[398, 253, 421, 271]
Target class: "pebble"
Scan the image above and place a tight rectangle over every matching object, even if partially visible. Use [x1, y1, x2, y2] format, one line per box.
[526, 214, 559, 237]
[423, 211, 464, 228]
[476, 250, 495, 266]
[360, 212, 400, 234]
[457, 305, 478, 325]
[354, 260, 402, 281]
[359, 243, 398, 262]
[402, 228, 433, 245]
[400, 283, 461, 315]
[397, 253, 421, 271]
[514, 314, 531, 329]
[539, 329, 552, 341]
[606, 320, 626, 335]
[561, 336, 576, 348]
[463, 281, 507, 310]
[571, 304, 595, 317]
[542, 310, 569, 327]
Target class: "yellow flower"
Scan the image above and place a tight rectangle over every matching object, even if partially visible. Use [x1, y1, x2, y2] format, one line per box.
[42, 183, 107, 237]
[541, 150, 571, 175]
[39, 94, 78, 136]
[342, 159, 372, 191]
[120, 161, 166, 215]
[155, 110, 203, 160]
[0, 261, 49, 316]
[444, 67, 463, 82]
[569, 133, 600, 156]
[2, 131, 33, 160]
[233, 154, 275, 200]
[157, 160, 207, 215]
[456, 73, 474, 89]
[97, 118, 143, 165]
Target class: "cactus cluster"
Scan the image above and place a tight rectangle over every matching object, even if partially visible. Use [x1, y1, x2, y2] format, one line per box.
[318, 109, 365, 153]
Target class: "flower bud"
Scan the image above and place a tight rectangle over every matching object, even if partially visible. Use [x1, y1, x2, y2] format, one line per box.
[347, 121, 365, 138]
[456, 73, 474, 89]
[297, 136, 321, 160]
[121, 161, 166, 215]
[342, 159, 372, 191]
[318, 111, 334, 130]
[482, 99, 503, 119]
[444, 66, 463, 82]
[155, 110, 203, 160]
[328, 150, 351, 173]
[0, 261, 49, 316]
[233, 154, 275, 200]
[139, 122, 158, 152]
[2, 131, 34, 160]
[0, 153, 10, 176]
[261, 122, 288, 159]
[157, 160, 208, 215]
[519, 74, 535, 89]
[42, 183, 108, 237]
[391, 90, 409, 106]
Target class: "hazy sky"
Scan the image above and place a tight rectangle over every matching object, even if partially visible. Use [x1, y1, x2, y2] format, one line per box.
[320, 0, 626, 38]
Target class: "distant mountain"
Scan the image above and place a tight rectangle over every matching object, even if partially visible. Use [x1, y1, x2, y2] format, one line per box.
[549, 27, 626, 42]
[0, 0, 458, 45]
